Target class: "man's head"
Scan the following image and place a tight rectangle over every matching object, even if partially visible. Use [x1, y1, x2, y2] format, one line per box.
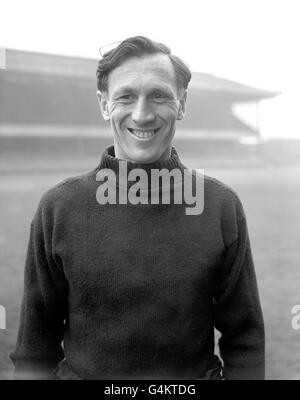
[96, 36, 192, 163]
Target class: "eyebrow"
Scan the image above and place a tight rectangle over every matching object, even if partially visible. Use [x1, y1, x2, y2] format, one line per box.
[112, 85, 175, 98]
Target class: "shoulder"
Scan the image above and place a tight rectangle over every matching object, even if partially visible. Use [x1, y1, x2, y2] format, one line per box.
[202, 174, 247, 245]
[202, 174, 248, 245]
[179, 159, 244, 220]
[34, 167, 99, 219]
[203, 173, 246, 219]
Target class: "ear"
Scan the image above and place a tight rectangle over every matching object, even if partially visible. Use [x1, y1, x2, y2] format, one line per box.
[96, 90, 110, 121]
[177, 90, 187, 121]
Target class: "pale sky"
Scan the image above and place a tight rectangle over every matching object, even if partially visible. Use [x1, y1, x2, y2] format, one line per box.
[1, 0, 300, 138]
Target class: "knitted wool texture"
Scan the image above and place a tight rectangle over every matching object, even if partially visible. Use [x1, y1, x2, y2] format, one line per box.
[10, 146, 265, 380]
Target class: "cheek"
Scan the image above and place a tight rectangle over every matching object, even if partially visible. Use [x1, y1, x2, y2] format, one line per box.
[109, 104, 130, 124]
[109, 99, 132, 113]
[158, 103, 179, 123]
[163, 99, 180, 112]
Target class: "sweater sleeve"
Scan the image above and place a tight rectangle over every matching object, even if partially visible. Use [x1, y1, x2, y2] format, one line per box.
[213, 215, 265, 380]
[10, 197, 68, 379]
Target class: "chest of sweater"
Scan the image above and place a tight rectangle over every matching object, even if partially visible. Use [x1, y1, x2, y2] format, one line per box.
[54, 200, 223, 319]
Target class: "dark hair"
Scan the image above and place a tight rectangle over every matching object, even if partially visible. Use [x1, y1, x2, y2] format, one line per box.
[96, 36, 192, 94]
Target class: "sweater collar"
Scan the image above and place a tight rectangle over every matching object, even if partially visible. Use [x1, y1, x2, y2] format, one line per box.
[98, 145, 185, 174]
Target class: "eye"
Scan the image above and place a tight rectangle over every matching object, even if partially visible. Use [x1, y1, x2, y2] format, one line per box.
[117, 94, 134, 101]
[154, 92, 164, 98]
[152, 91, 169, 102]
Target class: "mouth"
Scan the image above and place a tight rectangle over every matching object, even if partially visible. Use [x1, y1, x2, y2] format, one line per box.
[127, 128, 160, 139]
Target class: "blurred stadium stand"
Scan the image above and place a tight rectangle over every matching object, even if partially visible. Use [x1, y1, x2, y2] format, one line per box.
[1, 48, 297, 171]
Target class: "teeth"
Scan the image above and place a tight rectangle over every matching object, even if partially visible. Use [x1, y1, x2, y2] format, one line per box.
[130, 129, 156, 139]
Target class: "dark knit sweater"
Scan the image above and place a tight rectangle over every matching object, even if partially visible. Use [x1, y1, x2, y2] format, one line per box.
[10, 146, 265, 380]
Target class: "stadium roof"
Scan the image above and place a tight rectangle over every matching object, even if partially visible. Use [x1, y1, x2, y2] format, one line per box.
[3, 48, 279, 102]
[191, 72, 279, 102]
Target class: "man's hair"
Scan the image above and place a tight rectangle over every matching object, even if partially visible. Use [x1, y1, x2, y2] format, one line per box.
[96, 36, 192, 94]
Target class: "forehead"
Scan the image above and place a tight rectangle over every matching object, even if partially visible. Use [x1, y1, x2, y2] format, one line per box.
[107, 54, 177, 95]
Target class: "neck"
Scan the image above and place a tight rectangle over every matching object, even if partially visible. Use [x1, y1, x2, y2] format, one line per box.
[96, 145, 187, 204]
[99, 145, 184, 174]
[113, 143, 172, 164]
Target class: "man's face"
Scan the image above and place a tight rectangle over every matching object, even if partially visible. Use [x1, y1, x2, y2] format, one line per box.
[97, 53, 186, 163]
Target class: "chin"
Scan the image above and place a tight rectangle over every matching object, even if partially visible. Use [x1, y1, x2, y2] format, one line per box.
[128, 149, 163, 164]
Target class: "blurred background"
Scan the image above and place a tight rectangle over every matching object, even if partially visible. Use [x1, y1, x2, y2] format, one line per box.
[1, 0, 300, 380]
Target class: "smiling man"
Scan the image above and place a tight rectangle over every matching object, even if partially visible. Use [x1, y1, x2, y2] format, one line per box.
[97, 52, 186, 163]
[10, 36, 265, 380]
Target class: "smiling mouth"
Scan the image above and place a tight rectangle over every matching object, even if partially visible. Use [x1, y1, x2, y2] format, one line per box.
[127, 128, 160, 139]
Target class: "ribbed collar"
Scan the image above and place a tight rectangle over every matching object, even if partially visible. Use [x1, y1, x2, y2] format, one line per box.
[98, 145, 185, 174]
[95, 145, 186, 195]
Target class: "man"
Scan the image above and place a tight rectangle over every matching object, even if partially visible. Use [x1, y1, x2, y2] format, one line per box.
[10, 36, 265, 380]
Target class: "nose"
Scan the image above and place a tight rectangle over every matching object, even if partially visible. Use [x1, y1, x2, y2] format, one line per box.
[131, 97, 155, 125]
